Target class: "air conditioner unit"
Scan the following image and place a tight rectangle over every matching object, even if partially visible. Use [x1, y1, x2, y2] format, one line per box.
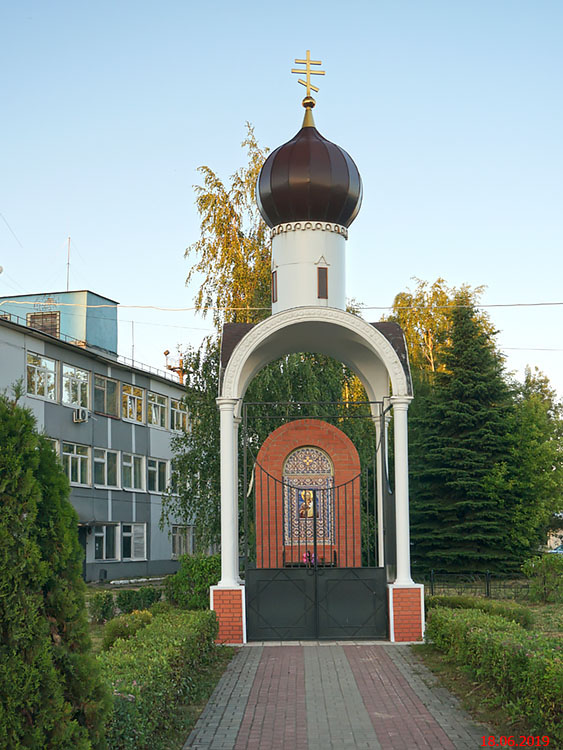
[73, 407, 89, 423]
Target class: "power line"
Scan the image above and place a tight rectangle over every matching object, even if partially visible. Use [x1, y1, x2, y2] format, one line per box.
[2, 298, 563, 312]
[1, 298, 562, 354]
[501, 346, 563, 352]
[0, 211, 24, 249]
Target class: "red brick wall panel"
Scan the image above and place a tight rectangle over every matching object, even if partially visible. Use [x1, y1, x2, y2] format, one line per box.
[255, 420, 362, 568]
[390, 587, 423, 642]
[212, 588, 244, 644]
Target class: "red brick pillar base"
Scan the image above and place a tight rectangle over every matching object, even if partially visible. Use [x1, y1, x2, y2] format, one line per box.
[210, 586, 246, 644]
[388, 583, 425, 642]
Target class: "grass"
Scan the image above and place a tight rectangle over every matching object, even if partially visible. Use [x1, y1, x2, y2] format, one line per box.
[414, 598, 563, 740]
[89, 622, 105, 654]
[527, 602, 563, 638]
[412, 643, 520, 736]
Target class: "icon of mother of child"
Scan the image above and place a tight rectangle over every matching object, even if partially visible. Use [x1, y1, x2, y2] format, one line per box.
[299, 490, 316, 518]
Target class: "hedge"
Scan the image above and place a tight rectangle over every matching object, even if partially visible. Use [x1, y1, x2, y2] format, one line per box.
[98, 610, 218, 749]
[115, 587, 161, 614]
[426, 607, 563, 743]
[164, 554, 221, 610]
[89, 591, 116, 624]
[426, 594, 534, 629]
[89, 588, 162, 624]
[101, 610, 153, 651]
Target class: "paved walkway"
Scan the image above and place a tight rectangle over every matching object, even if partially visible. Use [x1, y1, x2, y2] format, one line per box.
[184, 642, 490, 749]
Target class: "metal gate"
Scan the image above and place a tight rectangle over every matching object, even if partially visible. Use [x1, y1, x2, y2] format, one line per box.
[242, 402, 392, 641]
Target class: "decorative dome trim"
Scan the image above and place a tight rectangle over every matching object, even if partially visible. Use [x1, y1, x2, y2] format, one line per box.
[270, 221, 348, 239]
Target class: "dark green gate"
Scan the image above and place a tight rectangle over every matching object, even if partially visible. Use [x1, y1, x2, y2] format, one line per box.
[246, 564, 387, 640]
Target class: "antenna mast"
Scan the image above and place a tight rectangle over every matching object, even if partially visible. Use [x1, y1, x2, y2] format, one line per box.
[66, 236, 71, 291]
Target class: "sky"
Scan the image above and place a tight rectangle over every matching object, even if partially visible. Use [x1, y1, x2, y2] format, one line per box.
[1, 1, 562, 395]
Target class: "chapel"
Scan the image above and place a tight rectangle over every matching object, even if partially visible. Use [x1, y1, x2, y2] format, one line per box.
[211, 52, 424, 643]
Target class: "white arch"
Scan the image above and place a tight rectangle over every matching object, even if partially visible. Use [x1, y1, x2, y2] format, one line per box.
[216, 307, 415, 596]
[220, 306, 410, 410]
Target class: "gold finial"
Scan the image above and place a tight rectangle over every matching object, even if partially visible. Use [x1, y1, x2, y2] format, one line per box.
[291, 50, 325, 117]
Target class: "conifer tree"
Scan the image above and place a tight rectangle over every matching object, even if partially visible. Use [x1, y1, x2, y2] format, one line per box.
[409, 297, 514, 573]
[0, 391, 109, 749]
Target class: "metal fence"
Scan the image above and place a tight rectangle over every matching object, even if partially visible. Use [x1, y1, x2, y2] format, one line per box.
[414, 571, 530, 600]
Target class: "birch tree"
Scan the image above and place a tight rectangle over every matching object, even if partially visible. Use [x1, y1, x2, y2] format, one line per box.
[185, 124, 271, 330]
[387, 277, 492, 374]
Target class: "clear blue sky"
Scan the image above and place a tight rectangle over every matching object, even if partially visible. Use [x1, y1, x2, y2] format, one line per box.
[1, 1, 562, 394]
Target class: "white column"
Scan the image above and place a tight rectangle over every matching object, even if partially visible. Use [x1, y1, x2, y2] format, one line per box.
[233, 415, 243, 584]
[391, 396, 414, 585]
[216, 397, 240, 587]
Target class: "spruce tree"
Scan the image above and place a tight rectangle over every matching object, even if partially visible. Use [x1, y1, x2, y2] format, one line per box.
[410, 298, 514, 573]
[0, 391, 109, 749]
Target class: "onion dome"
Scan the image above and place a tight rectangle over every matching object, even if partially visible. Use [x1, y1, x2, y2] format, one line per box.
[257, 99, 363, 229]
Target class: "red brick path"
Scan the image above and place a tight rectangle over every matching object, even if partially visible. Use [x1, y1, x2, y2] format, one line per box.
[234, 646, 308, 750]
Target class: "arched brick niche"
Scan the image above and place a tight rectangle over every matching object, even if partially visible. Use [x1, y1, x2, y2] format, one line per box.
[254, 419, 362, 569]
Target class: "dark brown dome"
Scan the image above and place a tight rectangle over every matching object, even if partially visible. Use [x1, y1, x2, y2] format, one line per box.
[257, 123, 362, 229]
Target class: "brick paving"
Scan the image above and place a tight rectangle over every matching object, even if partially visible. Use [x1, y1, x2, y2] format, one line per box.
[184, 643, 491, 750]
[234, 646, 307, 750]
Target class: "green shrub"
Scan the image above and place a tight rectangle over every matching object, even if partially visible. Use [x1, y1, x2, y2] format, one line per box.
[426, 607, 563, 743]
[101, 610, 153, 651]
[149, 600, 173, 616]
[164, 554, 221, 609]
[426, 594, 534, 628]
[0, 392, 110, 749]
[90, 591, 116, 624]
[115, 586, 161, 614]
[522, 555, 563, 603]
[99, 610, 218, 749]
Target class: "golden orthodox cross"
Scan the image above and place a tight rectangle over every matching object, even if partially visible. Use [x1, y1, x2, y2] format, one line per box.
[291, 50, 325, 98]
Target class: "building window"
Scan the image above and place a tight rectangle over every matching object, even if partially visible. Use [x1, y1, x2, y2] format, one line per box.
[147, 392, 167, 428]
[94, 375, 119, 417]
[317, 267, 328, 299]
[271, 270, 278, 303]
[26, 352, 57, 401]
[62, 442, 90, 485]
[172, 525, 194, 559]
[26, 311, 60, 338]
[171, 398, 188, 431]
[148, 458, 168, 493]
[94, 449, 119, 487]
[122, 384, 144, 423]
[122, 523, 146, 560]
[62, 364, 90, 408]
[122, 453, 145, 491]
[93, 525, 117, 560]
